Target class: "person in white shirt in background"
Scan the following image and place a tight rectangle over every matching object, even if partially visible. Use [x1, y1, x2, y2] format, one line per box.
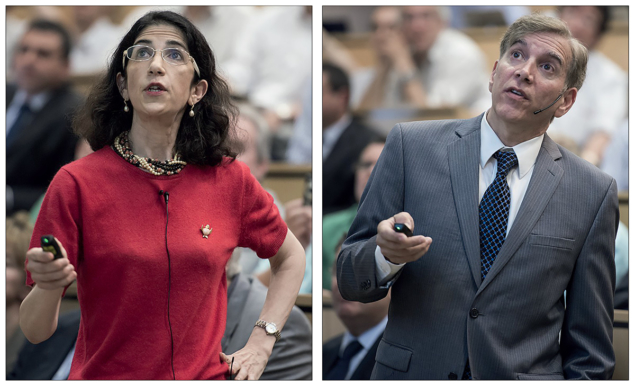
[353, 6, 491, 114]
[549, 6, 627, 166]
[69, 6, 122, 75]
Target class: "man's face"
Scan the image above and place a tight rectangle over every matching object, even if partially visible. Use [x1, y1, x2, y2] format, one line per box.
[559, 6, 603, 49]
[354, 142, 384, 202]
[370, 7, 402, 57]
[13, 29, 69, 95]
[401, 6, 444, 55]
[331, 270, 390, 324]
[322, 72, 347, 129]
[236, 116, 268, 182]
[489, 32, 575, 127]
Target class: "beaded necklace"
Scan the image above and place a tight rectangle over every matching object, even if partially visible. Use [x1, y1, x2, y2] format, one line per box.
[112, 131, 186, 176]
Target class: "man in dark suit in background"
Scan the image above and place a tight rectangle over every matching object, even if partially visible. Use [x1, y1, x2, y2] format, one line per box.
[7, 19, 83, 215]
[323, 63, 380, 215]
[338, 13, 618, 380]
[324, 243, 390, 380]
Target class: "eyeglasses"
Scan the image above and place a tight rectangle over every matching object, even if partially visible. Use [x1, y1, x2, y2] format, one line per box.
[122, 45, 200, 77]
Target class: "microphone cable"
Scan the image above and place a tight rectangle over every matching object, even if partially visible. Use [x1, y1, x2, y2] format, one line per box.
[160, 190, 176, 380]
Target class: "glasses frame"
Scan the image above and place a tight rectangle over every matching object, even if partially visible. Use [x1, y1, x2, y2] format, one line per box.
[122, 45, 201, 78]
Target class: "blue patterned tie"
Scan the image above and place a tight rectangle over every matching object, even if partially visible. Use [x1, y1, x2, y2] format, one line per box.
[325, 339, 363, 380]
[463, 149, 518, 380]
[7, 103, 33, 148]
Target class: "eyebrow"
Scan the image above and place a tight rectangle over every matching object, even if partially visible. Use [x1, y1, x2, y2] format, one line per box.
[133, 39, 188, 51]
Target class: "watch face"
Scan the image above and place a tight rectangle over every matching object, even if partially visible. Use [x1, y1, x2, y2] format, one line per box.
[265, 324, 276, 334]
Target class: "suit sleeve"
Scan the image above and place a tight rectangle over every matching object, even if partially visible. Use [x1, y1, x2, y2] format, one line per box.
[560, 179, 618, 379]
[337, 124, 406, 303]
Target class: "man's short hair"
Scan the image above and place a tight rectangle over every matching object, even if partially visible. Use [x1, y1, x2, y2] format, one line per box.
[27, 19, 73, 60]
[499, 13, 588, 91]
[237, 103, 271, 165]
[323, 62, 350, 93]
[558, 6, 611, 36]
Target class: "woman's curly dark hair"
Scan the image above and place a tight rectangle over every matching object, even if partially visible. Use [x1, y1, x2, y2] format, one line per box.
[73, 11, 241, 166]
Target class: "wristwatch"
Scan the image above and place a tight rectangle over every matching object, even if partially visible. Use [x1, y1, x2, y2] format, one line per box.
[255, 319, 281, 342]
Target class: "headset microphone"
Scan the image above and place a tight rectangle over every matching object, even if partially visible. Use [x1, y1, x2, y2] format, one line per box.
[533, 93, 563, 115]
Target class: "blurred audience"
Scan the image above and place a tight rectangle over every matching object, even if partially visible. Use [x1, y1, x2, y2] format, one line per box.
[6, 212, 34, 373]
[69, 6, 121, 75]
[323, 63, 381, 215]
[231, 104, 286, 275]
[448, 6, 530, 28]
[8, 310, 80, 380]
[323, 139, 385, 290]
[181, 6, 257, 73]
[353, 6, 490, 113]
[549, 6, 627, 166]
[286, 76, 312, 165]
[222, 251, 312, 380]
[223, 6, 311, 159]
[601, 119, 628, 192]
[323, 244, 390, 380]
[7, 19, 83, 215]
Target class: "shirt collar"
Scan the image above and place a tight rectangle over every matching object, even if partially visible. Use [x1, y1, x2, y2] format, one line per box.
[480, 112, 544, 179]
[340, 316, 388, 354]
[12, 89, 51, 112]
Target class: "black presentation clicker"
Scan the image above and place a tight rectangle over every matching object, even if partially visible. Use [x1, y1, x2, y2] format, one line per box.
[41, 235, 62, 259]
[393, 223, 413, 237]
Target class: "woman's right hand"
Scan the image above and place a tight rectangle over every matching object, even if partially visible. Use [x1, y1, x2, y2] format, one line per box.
[25, 238, 76, 290]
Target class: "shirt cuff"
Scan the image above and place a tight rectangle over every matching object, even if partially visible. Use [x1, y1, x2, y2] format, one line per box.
[375, 245, 405, 284]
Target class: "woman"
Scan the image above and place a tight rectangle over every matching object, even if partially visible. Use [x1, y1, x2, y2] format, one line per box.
[20, 11, 305, 380]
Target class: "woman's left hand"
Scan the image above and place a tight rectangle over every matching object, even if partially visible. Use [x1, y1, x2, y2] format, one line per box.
[220, 344, 270, 380]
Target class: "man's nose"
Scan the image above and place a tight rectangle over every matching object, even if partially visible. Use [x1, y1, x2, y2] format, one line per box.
[515, 60, 534, 83]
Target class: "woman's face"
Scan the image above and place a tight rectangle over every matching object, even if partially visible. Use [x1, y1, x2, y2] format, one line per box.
[119, 24, 205, 122]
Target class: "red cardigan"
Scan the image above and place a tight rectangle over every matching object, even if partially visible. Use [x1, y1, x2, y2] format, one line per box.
[28, 147, 287, 380]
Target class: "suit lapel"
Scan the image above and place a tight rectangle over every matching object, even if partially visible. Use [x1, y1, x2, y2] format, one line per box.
[222, 273, 251, 350]
[448, 115, 482, 288]
[477, 135, 563, 295]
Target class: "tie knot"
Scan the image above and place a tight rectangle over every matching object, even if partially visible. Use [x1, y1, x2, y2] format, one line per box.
[341, 340, 363, 360]
[494, 150, 518, 177]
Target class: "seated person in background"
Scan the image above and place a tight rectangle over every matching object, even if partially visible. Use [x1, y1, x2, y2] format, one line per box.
[601, 119, 628, 192]
[323, 62, 381, 215]
[8, 309, 80, 380]
[7, 19, 83, 215]
[231, 103, 286, 275]
[323, 239, 390, 380]
[549, 6, 627, 166]
[323, 138, 385, 290]
[69, 6, 121, 75]
[6, 212, 34, 374]
[222, 251, 312, 380]
[354, 6, 490, 113]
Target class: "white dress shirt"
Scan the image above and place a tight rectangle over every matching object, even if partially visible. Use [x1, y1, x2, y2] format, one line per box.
[375, 113, 544, 282]
[339, 316, 388, 380]
[322, 113, 352, 160]
[351, 29, 491, 114]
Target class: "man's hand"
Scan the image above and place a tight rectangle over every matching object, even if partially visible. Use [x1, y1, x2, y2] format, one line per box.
[25, 238, 76, 290]
[377, 212, 432, 264]
[284, 198, 312, 249]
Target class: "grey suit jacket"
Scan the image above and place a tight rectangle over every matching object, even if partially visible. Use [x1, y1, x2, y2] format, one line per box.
[222, 273, 312, 380]
[337, 115, 618, 380]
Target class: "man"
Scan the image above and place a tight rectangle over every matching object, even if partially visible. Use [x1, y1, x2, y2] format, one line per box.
[222, 251, 312, 380]
[338, 13, 617, 380]
[549, 6, 627, 166]
[324, 253, 390, 380]
[7, 19, 83, 215]
[323, 139, 385, 290]
[323, 62, 380, 215]
[355, 6, 490, 113]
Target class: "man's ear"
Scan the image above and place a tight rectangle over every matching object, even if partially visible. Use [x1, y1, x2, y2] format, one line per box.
[488, 61, 499, 93]
[116, 72, 128, 100]
[554, 88, 577, 118]
[189, 79, 208, 106]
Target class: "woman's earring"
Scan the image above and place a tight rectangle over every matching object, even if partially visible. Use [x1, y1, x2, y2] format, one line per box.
[123, 99, 129, 112]
[189, 104, 195, 117]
